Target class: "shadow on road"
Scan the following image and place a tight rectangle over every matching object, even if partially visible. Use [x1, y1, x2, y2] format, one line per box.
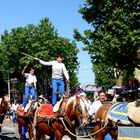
[0, 132, 19, 140]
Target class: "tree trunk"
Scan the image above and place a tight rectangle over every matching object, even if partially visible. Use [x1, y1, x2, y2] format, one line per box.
[116, 71, 127, 86]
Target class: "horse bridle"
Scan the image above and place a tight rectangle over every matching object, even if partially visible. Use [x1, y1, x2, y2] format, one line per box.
[79, 98, 89, 119]
[73, 98, 89, 127]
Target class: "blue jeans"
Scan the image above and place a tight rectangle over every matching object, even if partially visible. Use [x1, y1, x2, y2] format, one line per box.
[12, 111, 17, 124]
[22, 86, 36, 107]
[21, 126, 28, 140]
[52, 78, 64, 106]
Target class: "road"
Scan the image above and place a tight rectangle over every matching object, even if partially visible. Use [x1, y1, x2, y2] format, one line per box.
[0, 118, 19, 140]
[0, 118, 93, 140]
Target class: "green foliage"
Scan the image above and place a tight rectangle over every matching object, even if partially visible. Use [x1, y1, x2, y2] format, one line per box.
[94, 63, 116, 87]
[74, 0, 140, 86]
[0, 17, 79, 94]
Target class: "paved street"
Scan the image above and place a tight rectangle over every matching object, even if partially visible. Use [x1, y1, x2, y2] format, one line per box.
[0, 118, 19, 140]
[0, 118, 93, 140]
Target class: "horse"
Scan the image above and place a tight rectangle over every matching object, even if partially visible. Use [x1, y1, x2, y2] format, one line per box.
[92, 100, 140, 140]
[35, 94, 89, 140]
[16, 96, 45, 140]
[0, 96, 11, 133]
[91, 102, 117, 140]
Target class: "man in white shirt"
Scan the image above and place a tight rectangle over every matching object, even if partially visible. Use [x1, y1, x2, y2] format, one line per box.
[35, 54, 69, 106]
[89, 90, 106, 117]
[21, 65, 37, 110]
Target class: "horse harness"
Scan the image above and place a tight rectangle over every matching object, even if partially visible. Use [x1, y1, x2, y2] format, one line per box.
[36, 97, 86, 129]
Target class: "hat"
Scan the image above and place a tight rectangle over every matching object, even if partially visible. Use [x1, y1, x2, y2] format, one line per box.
[127, 100, 140, 124]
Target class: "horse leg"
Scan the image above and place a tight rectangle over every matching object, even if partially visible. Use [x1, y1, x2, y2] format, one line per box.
[109, 129, 118, 140]
[36, 125, 44, 140]
[94, 125, 105, 140]
[28, 124, 35, 140]
[67, 134, 77, 140]
[0, 124, 2, 133]
[40, 134, 46, 140]
[66, 128, 77, 140]
[17, 124, 22, 140]
[49, 136, 55, 140]
[39, 133, 53, 140]
[0, 115, 5, 133]
[95, 132, 105, 140]
[55, 130, 63, 140]
[36, 131, 42, 140]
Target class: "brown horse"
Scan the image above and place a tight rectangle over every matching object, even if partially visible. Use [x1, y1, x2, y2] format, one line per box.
[92, 101, 140, 140]
[16, 97, 45, 140]
[0, 96, 11, 133]
[35, 94, 89, 140]
[92, 102, 118, 140]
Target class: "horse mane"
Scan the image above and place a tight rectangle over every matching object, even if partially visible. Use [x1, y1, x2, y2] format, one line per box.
[80, 97, 88, 117]
[103, 101, 114, 109]
[94, 102, 113, 121]
[65, 95, 88, 120]
[25, 100, 39, 116]
[66, 95, 86, 110]
[135, 99, 140, 107]
[65, 95, 77, 112]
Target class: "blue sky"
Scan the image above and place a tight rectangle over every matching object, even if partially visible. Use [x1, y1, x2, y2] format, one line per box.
[0, 0, 95, 86]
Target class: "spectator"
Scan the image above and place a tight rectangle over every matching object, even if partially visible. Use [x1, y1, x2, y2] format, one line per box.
[89, 90, 106, 117]
[11, 99, 19, 126]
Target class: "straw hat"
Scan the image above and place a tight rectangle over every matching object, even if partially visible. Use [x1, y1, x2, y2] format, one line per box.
[127, 100, 140, 124]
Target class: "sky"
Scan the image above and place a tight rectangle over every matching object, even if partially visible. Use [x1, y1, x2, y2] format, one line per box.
[0, 0, 95, 86]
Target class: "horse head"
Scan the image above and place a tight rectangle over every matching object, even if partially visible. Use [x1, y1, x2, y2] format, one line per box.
[25, 95, 46, 116]
[65, 95, 89, 129]
[0, 96, 11, 133]
[0, 96, 11, 114]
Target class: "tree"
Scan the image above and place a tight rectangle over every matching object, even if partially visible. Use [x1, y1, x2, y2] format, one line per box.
[0, 18, 79, 95]
[74, 0, 140, 86]
[94, 63, 116, 87]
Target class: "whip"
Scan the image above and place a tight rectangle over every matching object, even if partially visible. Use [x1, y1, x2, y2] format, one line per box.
[20, 52, 39, 60]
